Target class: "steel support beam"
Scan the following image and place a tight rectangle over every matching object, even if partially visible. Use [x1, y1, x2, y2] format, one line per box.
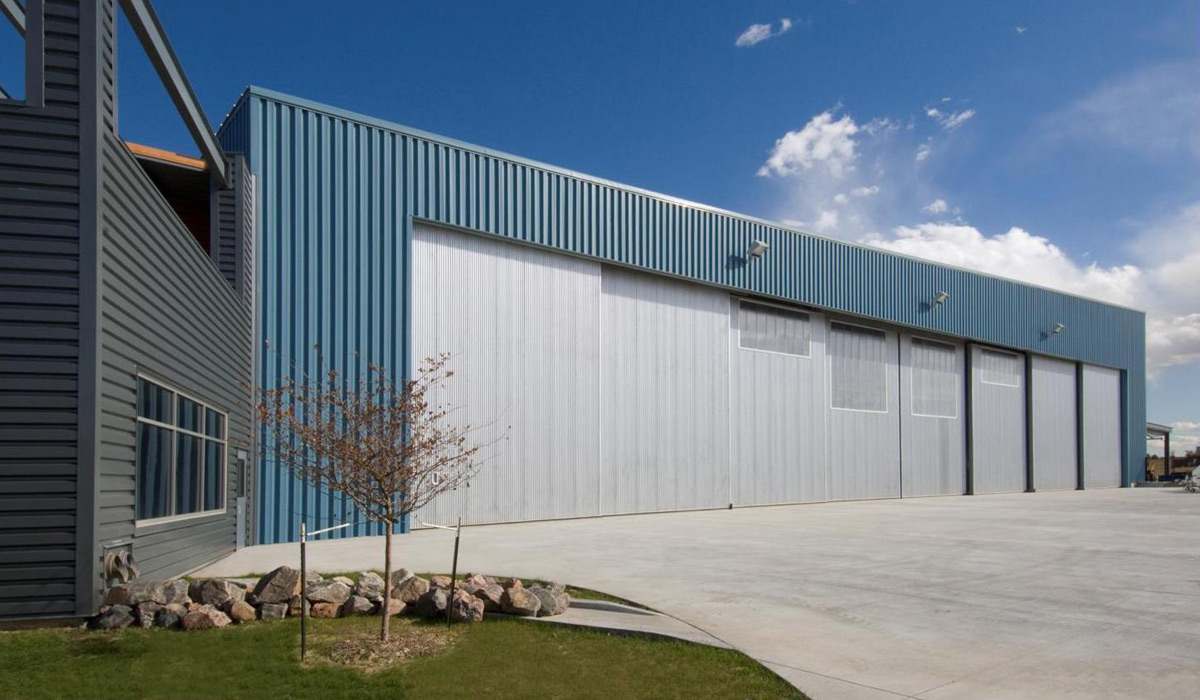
[118, 0, 227, 186]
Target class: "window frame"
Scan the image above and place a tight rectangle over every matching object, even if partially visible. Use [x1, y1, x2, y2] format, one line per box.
[0, 0, 45, 107]
[134, 374, 228, 527]
[909, 336, 960, 419]
[827, 320, 890, 414]
[978, 348, 1022, 388]
[736, 299, 813, 358]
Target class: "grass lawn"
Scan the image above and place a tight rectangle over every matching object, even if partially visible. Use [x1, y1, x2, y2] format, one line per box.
[0, 615, 806, 700]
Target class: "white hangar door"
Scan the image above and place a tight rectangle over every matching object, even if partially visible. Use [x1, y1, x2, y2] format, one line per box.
[730, 300, 827, 506]
[970, 346, 1027, 494]
[410, 224, 603, 526]
[600, 267, 731, 514]
[1082, 365, 1122, 488]
[1030, 356, 1079, 491]
[826, 321, 901, 501]
[899, 335, 966, 497]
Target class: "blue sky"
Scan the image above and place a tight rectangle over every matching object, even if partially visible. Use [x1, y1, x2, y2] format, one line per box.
[114, 0, 1200, 454]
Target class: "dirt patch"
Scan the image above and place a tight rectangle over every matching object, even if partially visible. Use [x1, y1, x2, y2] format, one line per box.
[321, 624, 456, 671]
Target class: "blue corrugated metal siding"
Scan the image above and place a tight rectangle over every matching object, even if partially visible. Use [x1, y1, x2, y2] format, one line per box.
[218, 86, 1146, 544]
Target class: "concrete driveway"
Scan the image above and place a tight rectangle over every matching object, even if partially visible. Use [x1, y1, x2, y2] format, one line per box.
[199, 489, 1200, 699]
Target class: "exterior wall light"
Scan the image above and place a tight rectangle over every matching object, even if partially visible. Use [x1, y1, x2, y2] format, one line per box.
[933, 291, 950, 306]
[747, 240, 769, 259]
[1053, 323, 1066, 334]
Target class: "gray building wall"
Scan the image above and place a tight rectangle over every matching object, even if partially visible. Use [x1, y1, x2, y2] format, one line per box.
[900, 335, 967, 497]
[0, 0, 83, 619]
[970, 346, 1028, 494]
[1082, 365, 1122, 489]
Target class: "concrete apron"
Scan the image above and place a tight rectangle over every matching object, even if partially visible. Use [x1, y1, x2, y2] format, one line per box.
[198, 489, 1200, 700]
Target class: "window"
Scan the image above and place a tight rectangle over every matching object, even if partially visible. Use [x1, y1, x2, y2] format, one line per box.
[911, 338, 958, 418]
[829, 322, 888, 412]
[136, 377, 227, 522]
[979, 349, 1021, 387]
[0, 3, 24, 101]
[738, 301, 811, 356]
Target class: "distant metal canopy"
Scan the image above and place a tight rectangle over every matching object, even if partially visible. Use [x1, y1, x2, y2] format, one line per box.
[118, 0, 227, 186]
[1147, 422, 1172, 438]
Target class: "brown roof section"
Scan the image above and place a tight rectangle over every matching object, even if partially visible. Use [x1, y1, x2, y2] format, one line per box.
[125, 141, 207, 171]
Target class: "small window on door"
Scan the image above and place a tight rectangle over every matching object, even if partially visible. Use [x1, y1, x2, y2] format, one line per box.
[980, 349, 1021, 387]
[911, 338, 958, 418]
[738, 301, 811, 356]
[829, 322, 888, 412]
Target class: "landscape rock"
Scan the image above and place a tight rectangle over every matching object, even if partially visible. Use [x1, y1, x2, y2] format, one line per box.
[189, 578, 245, 608]
[181, 605, 231, 630]
[429, 575, 453, 589]
[392, 574, 430, 604]
[306, 580, 352, 604]
[287, 595, 309, 618]
[471, 583, 505, 612]
[310, 602, 341, 618]
[227, 600, 257, 623]
[331, 575, 355, 589]
[528, 585, 570, 617]
[353, 571, 385, 600]
[162, 579, 190, 606]
[500, 581, 542, 617]
[91, 605, 134, 630]
[153, 606, 183, 629]
[250, 566, 301, 604]
[388, 568, 413, 589]
[103, 580, 166, 607]
[342, 595, 375, 616]
[305, 571, 324, 587]
[412, 588, 448, 618]
[449, 589, 485, 623]
[384, 599, 406, 616]
[258, 603, 288, 621]
[459, 574, 489, 594]
[134, 602, 161, 628]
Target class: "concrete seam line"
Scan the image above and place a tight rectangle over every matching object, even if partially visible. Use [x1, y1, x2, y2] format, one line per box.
[759, 658, 919, 698]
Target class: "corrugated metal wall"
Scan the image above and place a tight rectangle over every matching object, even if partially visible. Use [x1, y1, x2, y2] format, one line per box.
[217, 87, 1147, 541]
[1031, 356, 1078, 491]
[601, 266, 730, 514]
[411, 224, 602, 526]
[0, 0, 83, 619]
[1082, 365, 1122, 488]
[826, 321, 901, 500]
[730, 303, 827, 505]
[900, 335, 966, 497]
[970, 346, 1028, 494]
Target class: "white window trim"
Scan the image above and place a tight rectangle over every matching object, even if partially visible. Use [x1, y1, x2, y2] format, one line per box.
[134, 374, 229, 527]
[828, 320, 890, 414]
[736, 299, 813, 358]
[979, 348, 1022, 388]
[909, 336, 960, 419]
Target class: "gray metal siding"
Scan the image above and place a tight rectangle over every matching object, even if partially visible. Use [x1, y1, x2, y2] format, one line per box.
[1031, 356, 1078, 491]
[970, 346, 1028, 494]
[411, 223, 602, 526]
[0, 0, 82, 619]
[900, 335, 966, 497]
[601, 266, 730, 514]
[730, 303, 827, 505]
[1082, 365, 1122, 488]
[96, 129, 252, 585]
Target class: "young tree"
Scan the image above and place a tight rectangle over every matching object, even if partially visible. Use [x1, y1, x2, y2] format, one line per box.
[256, 351, 483, 641]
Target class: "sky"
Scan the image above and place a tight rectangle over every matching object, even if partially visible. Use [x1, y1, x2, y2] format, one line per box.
[111, 0, 1200, 456]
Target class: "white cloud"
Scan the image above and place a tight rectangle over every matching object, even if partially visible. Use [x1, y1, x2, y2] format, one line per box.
[1038, 62, 1200, 160]
[833, 193, 849, 205]
[758, 111, 860, 178]
[736, 18, 794, 47]
[915, 141, 932, 162]
[923, 199, 949, 214]
[926, 106, 976, 131]
[1015, 26, 1028, 34]
[851, 185, 879, 197]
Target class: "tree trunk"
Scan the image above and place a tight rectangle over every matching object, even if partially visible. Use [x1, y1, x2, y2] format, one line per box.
[381, 520, 392, 642]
